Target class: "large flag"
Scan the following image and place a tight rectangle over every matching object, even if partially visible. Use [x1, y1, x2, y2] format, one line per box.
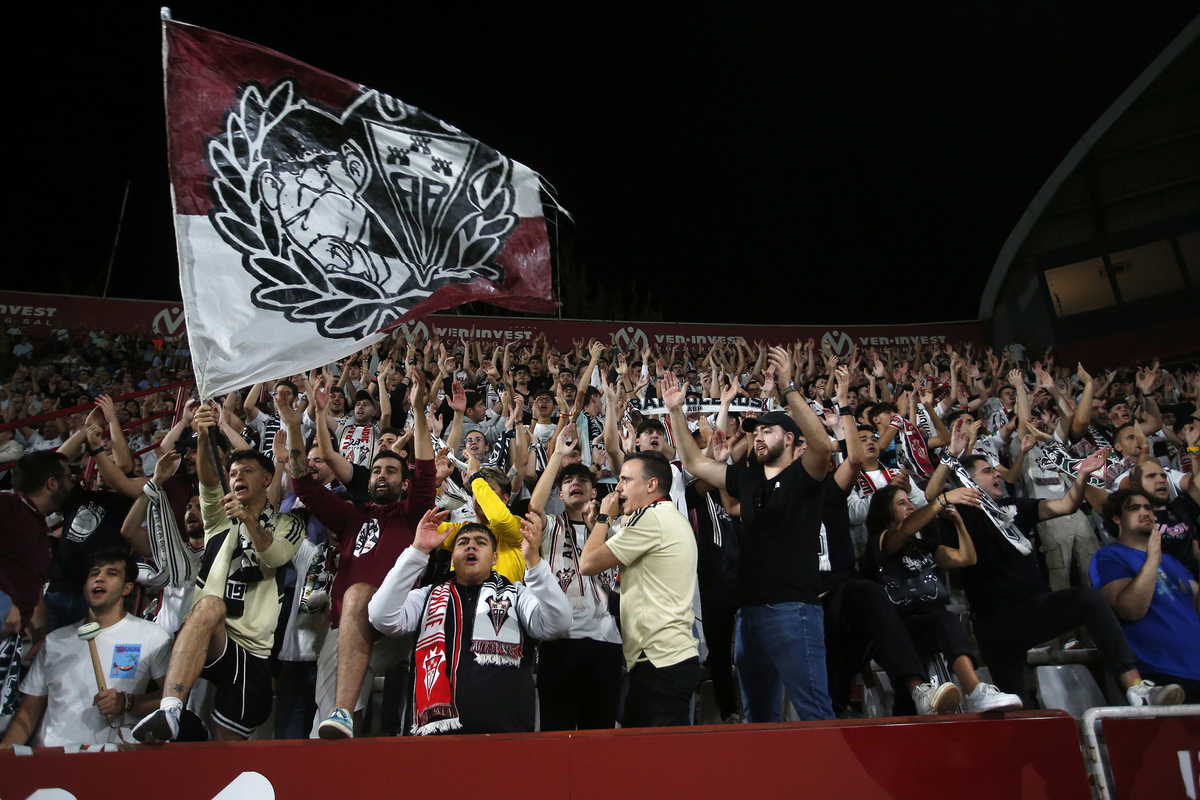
[162, 14, 556, 398]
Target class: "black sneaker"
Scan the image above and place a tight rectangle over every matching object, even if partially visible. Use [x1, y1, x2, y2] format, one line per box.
[132, 706, 181, 743]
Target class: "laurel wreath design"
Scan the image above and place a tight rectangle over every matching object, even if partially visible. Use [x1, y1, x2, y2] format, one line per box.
[206, 79, 516, 340]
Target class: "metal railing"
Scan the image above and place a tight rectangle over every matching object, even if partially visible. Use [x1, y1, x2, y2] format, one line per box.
[0, 379, 197, 475]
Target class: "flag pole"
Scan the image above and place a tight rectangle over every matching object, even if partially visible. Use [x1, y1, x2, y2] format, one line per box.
[102, 180, 131, 298]
[207, 428, 231, 494]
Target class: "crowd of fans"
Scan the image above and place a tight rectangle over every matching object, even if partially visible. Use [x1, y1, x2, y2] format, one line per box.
[0, 322, 1197, 747]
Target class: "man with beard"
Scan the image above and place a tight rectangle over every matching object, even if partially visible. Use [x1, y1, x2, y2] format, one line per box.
[1, 451, 75, 722]
[288, 368, 436, 739]
[118, 451, 204, 636]
[947, 453, 1182, 707]
[1090, 489, 1198, 703]
[336, 388, 390, 468]
[369, 512, 571, 735]
[1, 549, 171, 747]
[1129, 460, 1199, 578]
[132, 406, 306, 743]
[667, 347, 835, 722]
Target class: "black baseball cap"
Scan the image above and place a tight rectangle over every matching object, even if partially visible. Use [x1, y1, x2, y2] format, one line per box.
[741, 410, 801, 439]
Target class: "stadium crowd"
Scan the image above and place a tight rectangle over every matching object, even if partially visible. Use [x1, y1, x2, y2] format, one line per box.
[0, 322, 1197, 746]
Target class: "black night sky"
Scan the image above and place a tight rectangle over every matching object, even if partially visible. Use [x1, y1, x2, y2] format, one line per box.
[13, 2, 1197, 325]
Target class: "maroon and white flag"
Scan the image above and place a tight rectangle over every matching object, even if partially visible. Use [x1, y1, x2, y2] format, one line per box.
[162, 14, 555, 397]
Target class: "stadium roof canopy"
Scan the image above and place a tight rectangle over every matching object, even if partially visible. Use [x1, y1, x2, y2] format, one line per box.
[979, 14, 1200, 320]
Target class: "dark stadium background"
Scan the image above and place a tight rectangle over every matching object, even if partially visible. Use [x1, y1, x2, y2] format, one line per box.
[11, 2, 1197, 325]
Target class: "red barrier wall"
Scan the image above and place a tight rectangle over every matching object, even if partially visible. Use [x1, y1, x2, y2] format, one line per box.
[0, 712, 1090, 800]
[0, 290, 985, 359]
[1104, 715, 1200, 800]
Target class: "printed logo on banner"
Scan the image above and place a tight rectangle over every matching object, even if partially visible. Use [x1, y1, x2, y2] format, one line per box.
[205, 79, 520, 339]
[152, 307, 186, 336]
[821, 330, 853, 358]
[110, 644, 141, 679]
[397, 320, 431, 342]
[614, 326, 650, 355]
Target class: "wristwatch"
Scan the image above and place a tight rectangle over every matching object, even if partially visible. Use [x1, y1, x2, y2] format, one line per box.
[780, 382, 797, 399]
[595, 513, 612, 526]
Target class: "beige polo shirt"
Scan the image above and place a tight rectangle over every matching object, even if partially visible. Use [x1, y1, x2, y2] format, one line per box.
[605, 499, 698, 669]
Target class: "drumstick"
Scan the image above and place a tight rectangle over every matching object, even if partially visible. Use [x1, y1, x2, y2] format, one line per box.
[77, 621, 114, 723]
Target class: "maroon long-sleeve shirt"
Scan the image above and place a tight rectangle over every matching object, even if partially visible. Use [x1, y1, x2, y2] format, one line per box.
[292, 458, 436, 627]
[0, 493, 52, 631]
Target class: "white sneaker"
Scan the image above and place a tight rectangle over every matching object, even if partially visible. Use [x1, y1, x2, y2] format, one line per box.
[964, 683, 1023, 713]
[913, 679, 961, 715]
[1126, 679, 1184, 707]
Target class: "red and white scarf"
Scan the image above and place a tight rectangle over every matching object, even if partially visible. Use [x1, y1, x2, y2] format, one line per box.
[890, 414, 935, 480]
[411, 573, 523, 735]
[856, 466, 901, 496]
[338, 423, 376, 467]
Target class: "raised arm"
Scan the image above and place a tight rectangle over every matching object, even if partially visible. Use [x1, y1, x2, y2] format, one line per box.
[446, 380, 466, 454]
[85, 424, 147, 499]
[769, 346, 832, 480]
[1040, 447, 1107, 520]
[663, 372, 728, 488]
[602, 380, 627, 474]
[1070, 364, 1095, 442]
[1099, 528, 1163, 622]
[376, 359, 394, 430]
[243, 383, 263, 423]
[408, 366, 433, 462]
[193, 405, 221, 489]
[933, 505, 977, 569]
[832, 367, 863, 491]
[95, 394, 134, 473]
[530, 425, 575, 519]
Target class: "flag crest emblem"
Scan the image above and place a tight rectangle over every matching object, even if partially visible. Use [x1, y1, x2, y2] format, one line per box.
[206, 79, 519, 340]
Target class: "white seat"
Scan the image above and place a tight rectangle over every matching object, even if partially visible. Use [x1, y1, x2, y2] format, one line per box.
[1035, 664, 1107, 719]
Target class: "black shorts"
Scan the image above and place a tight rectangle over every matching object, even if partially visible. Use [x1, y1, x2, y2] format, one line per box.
[201, 636, 272, 737]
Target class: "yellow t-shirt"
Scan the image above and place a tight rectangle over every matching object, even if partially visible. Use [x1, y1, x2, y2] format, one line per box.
[437, 477, 526, 583]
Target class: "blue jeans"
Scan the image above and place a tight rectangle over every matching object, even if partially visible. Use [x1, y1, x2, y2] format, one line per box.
[275, 660, 319, 739]
[735, 602, 834, 722]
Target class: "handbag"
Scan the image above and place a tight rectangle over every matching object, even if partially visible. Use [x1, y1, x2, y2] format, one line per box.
[878, 539, 950, 614]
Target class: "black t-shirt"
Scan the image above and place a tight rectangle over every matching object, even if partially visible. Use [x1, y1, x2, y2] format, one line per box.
[450, 582, 537, 734]
[47, 488, 134, 593]
[687, 484, 740, 588]
[345, 463, 373, 505]
[817, 475, 856, 595]
[943, 497, 1047, 618]
[726, 459, 824, 606]
[1156, 496, 1199, 579]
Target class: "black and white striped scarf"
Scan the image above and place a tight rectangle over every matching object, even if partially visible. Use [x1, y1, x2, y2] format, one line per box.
[940, 454, 1033, 555]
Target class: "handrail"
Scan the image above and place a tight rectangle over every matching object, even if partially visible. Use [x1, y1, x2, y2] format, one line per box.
[1080, 703, 1200, 800]
[0, 380, 197, 474]
[0, 379, 196, 433]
